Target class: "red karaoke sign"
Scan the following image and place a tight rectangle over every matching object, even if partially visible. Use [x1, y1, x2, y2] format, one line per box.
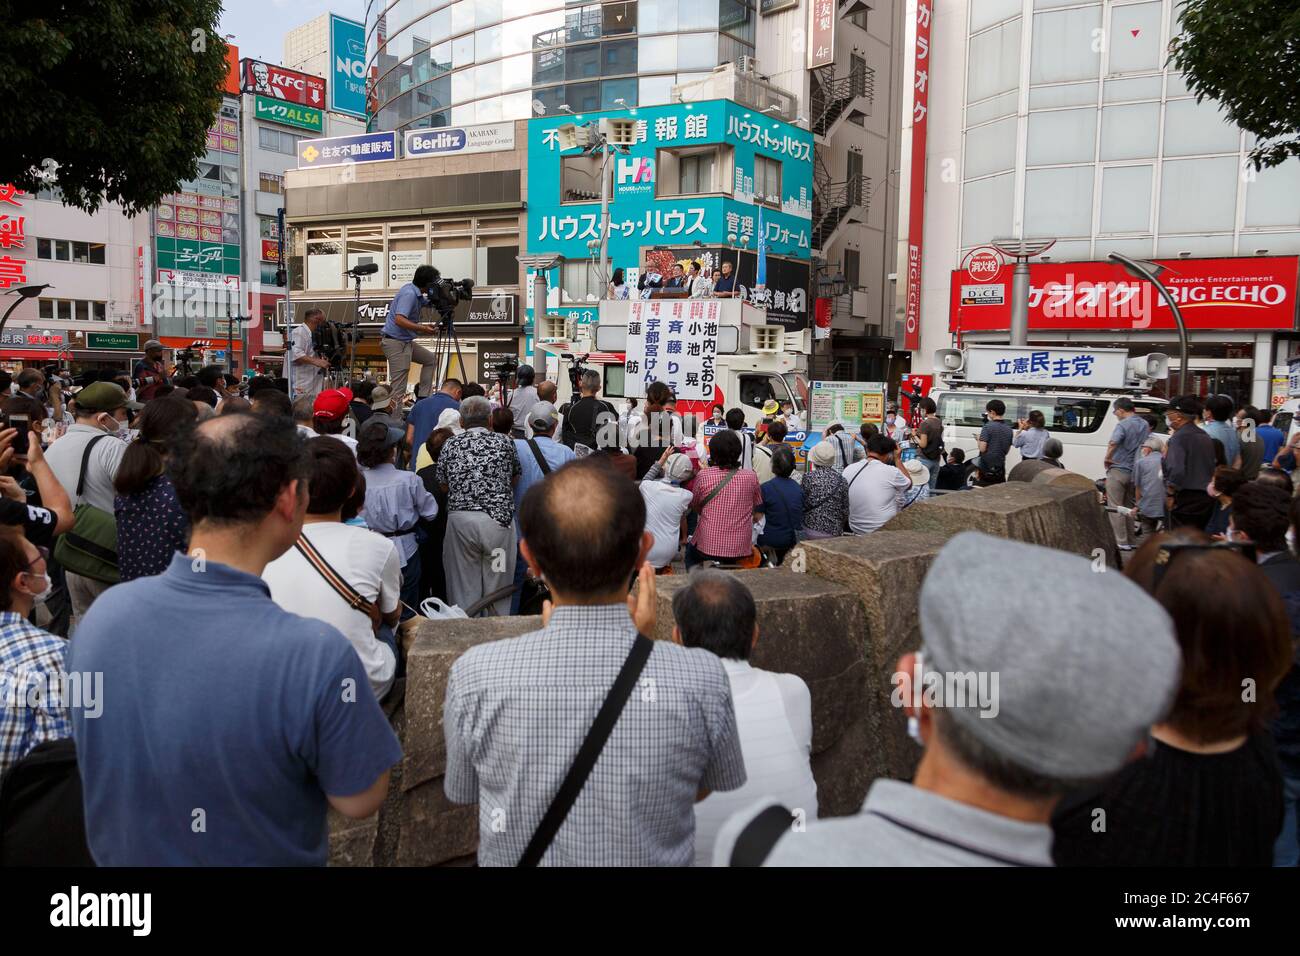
[949, 256, 1300, 333]
[903, 1, 933, 353]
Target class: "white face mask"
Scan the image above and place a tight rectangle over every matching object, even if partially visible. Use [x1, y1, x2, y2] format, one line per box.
[24, 571, 52, 605]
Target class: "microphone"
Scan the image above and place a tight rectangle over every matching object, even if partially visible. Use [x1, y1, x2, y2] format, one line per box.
[347, 262, 380, 276]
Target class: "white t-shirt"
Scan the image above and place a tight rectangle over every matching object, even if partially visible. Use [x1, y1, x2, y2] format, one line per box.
[262, 522, 401, 699]
[694, 660, 817, 866]
[288, 324, 325, 398]
[753, 443, 776, 485]
[641, 479, 693, 569]
[844, 457, 912, 534]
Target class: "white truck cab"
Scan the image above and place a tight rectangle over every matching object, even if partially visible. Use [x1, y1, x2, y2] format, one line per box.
[928, 345, 1170, 481]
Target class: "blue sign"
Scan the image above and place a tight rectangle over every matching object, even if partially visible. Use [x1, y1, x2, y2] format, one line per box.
[526, 100, 814, 330]
[297, 131, 398, 169]
[407, 128, 466, 154]
[329, 14, 367, 119]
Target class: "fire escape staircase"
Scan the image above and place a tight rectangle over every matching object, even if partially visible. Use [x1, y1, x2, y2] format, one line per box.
[811, 174, 870, 255]
[810, 64, 874, 142]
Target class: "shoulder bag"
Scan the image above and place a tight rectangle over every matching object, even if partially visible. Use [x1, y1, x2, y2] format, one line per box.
[518, 633, 654, 866]
[52, 435, 119, 584]
[294, 531, 383, 635]
[525, 438, 552, 476]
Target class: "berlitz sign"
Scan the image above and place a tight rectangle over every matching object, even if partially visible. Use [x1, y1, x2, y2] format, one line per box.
[403, 123, 515, 158]
[949, 256, 1300, 332]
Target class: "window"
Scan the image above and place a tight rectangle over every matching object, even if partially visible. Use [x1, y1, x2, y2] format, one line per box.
[561, 153, 608, 203]
[754, 154, 781, 205]
[937, 392, 1111, 435]
[257, 127, 301, 155]
[603, 1, 636, 35]
[92, 301, 106, 322]
[35, 186, 63, 203]
[36, 238, 104, 263]
[738, 374, 781, 410]
[844, 249, 860, 288]
[680, 152, 714, 193]
[37, 298, 105, 321]
[38, 298, 53, 319]
[259, 172, 285, 194]
[259, 216, 280, 239]
[847, 7, 867, 30]
[560, 259, 600, 302]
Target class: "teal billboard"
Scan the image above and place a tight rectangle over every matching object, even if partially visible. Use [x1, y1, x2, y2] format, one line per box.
[525, 100, 814, 327]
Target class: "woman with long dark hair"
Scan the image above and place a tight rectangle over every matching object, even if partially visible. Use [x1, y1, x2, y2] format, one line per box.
[113, 396, 198, 581]
[632, 380, 676, 479]
[416, 427, 455, 601]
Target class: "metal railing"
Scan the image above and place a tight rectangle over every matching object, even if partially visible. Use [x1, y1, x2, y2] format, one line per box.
[810, 65, 875, 135]
[811, 175, 870, 249]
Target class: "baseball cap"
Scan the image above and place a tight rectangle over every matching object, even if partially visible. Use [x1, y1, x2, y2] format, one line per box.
[1171, 394, 1202, 416]
[809, 440, 837, 468]
[313, 387, 354, 421]
[74, 381, 142, 413]
[143, 339, 164, 352]
[360, 419, 405, 449]
[917, 532, 1180, 780]
[528, 400, 560, 430]
[370, 385, 393, 410]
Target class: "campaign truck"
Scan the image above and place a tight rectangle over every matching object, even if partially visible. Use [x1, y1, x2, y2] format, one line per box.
[928, 345, 1170, 480]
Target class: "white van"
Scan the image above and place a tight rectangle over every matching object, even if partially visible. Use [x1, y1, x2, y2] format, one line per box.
[928, 386, 1169, 481]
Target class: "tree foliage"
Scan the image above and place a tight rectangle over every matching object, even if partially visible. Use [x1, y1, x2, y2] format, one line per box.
[1169, 0, 1300, 170]
[0, 0, 229, 214]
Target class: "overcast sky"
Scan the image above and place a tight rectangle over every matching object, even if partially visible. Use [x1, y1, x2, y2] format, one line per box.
[218, 0, 366, 66]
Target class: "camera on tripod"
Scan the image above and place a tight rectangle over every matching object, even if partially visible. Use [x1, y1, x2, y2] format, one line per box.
[560, 352, 590, 393]
[312, 320, 360, 371]
[421, 267, 475, 322]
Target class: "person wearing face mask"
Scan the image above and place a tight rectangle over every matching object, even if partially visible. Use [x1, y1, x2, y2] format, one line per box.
[43, 382, 141, 631]
[0, 533, 71, 779]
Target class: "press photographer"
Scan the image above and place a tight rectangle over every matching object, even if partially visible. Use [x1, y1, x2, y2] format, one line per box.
[288, 307, 331, 399]
[381, 265, 443, 401]
[131, 340, 172, 402]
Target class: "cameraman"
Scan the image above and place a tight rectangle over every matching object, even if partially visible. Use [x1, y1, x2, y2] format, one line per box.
[132, 339, 172, 402]
[288, 308, 331, 399]
[561, 369, 617, 455]
[381, 265, 441, 401]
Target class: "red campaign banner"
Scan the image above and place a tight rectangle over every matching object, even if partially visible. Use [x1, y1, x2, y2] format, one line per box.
[949, 256, 1300, 333]
[242, 59, 326, 109]
[903, 1, 933, 353]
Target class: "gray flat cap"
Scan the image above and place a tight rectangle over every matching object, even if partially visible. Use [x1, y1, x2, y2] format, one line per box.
[918, 531, 1180, 780]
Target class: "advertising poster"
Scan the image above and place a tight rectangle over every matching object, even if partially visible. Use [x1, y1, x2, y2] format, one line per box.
[809, 380, 888, 433]
[623, 299, 720, 401]
[329, 14, 367, 118]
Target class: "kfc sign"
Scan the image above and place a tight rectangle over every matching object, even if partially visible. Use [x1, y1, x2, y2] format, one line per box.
[242, 59, 325, 108]
[950, 256, 1300, 333]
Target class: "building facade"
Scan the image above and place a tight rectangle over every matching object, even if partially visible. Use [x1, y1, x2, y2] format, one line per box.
[907, 0, 1300, 407]
[364, 0, 758, 131]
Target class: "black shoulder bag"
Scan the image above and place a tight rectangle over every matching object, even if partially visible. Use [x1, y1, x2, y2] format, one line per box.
[525, 438, 552, 475]
[518, 633, 654, 866]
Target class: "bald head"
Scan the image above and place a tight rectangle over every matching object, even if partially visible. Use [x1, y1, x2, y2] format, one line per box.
[519, 458, 645, 599]
[673, 570, 757, 660]
[537, 380, 558, 403]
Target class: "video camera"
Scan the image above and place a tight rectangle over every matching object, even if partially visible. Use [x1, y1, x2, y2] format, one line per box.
[560, 352, 590, 394]
[421, 267, 474, 322]
[312, 319, 360, 371]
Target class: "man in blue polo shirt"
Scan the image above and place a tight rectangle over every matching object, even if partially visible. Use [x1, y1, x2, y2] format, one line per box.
[69, 413, 402, 865]
[381, 264, 442, 401]
[405, 377, 462, 469]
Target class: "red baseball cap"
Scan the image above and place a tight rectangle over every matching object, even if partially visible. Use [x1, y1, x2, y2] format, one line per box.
[313, 387, 354, 421]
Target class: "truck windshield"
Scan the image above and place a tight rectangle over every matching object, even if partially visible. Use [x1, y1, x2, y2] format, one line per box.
[781, 372, 807, 412]
[937, 392, 1112, 434]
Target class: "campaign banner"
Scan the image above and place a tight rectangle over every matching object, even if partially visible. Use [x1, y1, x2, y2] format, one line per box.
[809, 380, 888, 433]
[243, 60, 325, 108]
[329, 15, 367, 118]
[297, 131, 397, 169]
[254, 95, 323, 133]
[964, 346, 1130, 390]
[404, 123, 515, 158]
[949, 256, 1300, 332]
[623, 299, 720, 401]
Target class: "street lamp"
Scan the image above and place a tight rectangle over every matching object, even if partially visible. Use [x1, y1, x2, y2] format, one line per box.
[0, 284, 52, 339]
[990, 237, 1056, 347]
[1109, 251, 1189, 396]
[555, 119, 634, 297]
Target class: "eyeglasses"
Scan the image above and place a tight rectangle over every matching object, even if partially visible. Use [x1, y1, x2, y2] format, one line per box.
[1151, 540, 1255, 590]
[24, 545, 49, 571]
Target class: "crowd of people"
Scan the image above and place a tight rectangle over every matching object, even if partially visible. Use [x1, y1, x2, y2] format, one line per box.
[0, 355, 1296, 870]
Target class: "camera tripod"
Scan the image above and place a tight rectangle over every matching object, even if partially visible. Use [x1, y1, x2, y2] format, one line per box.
[424, 306, 468, 395]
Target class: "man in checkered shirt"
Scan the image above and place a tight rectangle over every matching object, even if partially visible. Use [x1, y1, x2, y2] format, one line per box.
[443, 459, 747, 865]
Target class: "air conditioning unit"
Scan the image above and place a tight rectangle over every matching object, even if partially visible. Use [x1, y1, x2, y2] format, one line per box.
[739, 55, 758, 76]
[601, 118, 637, 146]
[753, 325, 782, 353]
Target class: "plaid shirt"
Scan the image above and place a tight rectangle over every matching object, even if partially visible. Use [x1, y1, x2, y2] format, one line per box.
[0, 611, 72, 778]
[444, 604, 747, 866]
[691, 466, 763, 558]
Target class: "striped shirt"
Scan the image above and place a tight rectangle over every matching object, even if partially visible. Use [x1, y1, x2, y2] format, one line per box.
[0, 612, 72, 778]
[444, 604, 747, 866]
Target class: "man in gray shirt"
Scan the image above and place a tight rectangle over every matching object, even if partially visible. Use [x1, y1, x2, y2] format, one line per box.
[1164, 395, 1217, 530]
[44, 381, 138, 632]
[444, 458, 746, 865]
[1132, 436, 1166, 537]
[1103, 397, 1150, 549]
[712, 532, 1179, 866]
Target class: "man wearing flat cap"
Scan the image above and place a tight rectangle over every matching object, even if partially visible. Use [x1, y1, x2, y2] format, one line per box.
[132, 340, 171, 402]
[712, 532, 1181, 866]
[1163, 394, 1216, 530]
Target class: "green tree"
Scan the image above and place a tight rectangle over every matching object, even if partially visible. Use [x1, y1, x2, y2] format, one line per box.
[0, 0, 229, 214]
[1170, 0, 1300, 170]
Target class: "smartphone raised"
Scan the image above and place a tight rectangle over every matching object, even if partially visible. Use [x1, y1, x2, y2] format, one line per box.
[8, 414, 29, 456]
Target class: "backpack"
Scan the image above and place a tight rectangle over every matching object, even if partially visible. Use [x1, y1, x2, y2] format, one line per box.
[0, 737, 93, 866]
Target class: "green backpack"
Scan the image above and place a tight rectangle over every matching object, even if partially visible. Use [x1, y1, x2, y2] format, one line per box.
[52, 435, 119, 585]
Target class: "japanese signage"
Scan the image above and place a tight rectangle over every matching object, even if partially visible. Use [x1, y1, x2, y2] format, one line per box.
[0, 183, 28, 290]
[461, 295, 518, 326]
[761, 0, 799, 13]
[242, 60, 325, 108]
[949, 256, 1300, 332]
[964, 347, 1130, 390]
[154, 239, 240, 276]
[261, 240, 279, 263]
[329, 14, 367, 119]
[809, 381, 888, 433]
[1, 330, 65, 348]
[1271, 365, 1289, 409]
[404, 123, 515, 158]
[298, 131, 397, 169]
[903, 0, 933, 353]
[808, 0, 836, 69]
[623, 299, 720, 401]
[85, 332, 140, 351]
[254, 95, 324, 133]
